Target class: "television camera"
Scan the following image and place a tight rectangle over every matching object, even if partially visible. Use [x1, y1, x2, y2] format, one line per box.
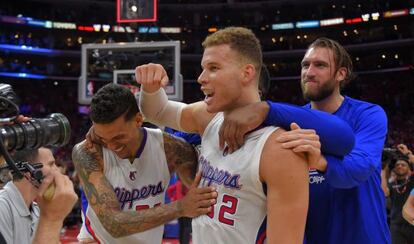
[0, 83, 71, 197]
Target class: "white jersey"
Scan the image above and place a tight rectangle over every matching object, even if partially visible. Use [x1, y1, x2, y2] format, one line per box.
[82, 128, 170, 244]
[192, 113, 278, 244]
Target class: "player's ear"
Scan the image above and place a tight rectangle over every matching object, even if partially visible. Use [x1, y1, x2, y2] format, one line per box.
[241, 64, 256, 85]
[335, 67, 347, 84]
[135, 112, 144, 127]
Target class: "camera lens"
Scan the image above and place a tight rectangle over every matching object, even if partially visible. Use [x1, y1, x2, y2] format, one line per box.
[0, 83, 20, 118]
[0, 113, 71, 151]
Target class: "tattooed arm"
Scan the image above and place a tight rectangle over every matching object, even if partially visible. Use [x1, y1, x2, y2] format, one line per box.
[163, 133, 198, 187]
[72, 141, 215, 238]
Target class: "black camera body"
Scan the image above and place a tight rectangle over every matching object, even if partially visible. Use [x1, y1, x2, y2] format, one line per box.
[0, 113, 71, 151]
[0, 83, 71, 151]
[0, 84, 19, 119]
[382, 147, 407, 170]
[0, 83, 71, 183]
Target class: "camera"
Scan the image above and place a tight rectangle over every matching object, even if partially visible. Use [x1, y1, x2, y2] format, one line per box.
[0, 83, 71, 185]
[0, 83, 71, 151]
[0, 84, 19, 119]
[382, 147, 408, 170]
[0, 113, 71, 151]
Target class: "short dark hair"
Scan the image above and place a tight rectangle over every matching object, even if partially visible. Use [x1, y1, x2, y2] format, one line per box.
[11, 148, 39, 181]
[90, 83, 139, 124]
[308, 37, 355, 88]
[396, 155, 410, 164]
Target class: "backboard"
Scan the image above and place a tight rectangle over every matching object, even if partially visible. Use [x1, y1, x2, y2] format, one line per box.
[79, 41, 182, 104]
[113, 69, 182, 100]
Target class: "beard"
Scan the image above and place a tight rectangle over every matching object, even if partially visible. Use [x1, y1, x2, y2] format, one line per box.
[301, 78, 336, 102]
[395, 170, 409, 178]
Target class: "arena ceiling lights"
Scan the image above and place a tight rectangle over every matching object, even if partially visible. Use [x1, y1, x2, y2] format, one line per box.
[270, 7, 413, 31]
[0, 6, 412, 33]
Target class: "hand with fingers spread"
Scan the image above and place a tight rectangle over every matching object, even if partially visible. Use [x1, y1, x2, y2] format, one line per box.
[219, 101, 269, 154]
[135, 63, 169, 93]
[179, 172, 217, 218]
[277, 123, 327, 172]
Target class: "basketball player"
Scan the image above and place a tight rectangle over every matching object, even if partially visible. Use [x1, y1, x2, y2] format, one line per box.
[137, 27, 315, 243]
[72, 84, 217, 243]
[218, 37, 390, 244]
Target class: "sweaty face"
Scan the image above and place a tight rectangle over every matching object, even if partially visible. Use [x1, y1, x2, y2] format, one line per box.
[37, 147, 57, 178]
[93, 114, 141, 159]
[300, 47, 340, 102]
[197, 44, 245, 113]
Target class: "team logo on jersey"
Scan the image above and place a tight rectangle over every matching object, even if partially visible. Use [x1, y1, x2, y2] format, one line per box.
[309, 169, 325, 184]
[129, 171, 137, 181]
[114, 181, 164, 209]
[198, 155, 242, 189]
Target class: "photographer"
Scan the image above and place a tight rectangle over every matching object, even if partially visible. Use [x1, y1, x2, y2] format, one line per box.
[0, 147, 77, 243]
[0, 84, 77, 243]
[382, 152, 414, 243]
[397, 144, 414, 164]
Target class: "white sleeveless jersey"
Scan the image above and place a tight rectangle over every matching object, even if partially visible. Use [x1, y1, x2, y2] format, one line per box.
[192, 113, 278, 244]
[83, 128, 170, 244]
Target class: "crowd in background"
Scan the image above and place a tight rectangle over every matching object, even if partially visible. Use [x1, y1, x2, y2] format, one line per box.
[0, 0, 414, 240]
[4, 67, 413, 233]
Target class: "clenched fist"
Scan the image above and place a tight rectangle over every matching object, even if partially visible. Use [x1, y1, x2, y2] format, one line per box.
[135, 63, 169, 93]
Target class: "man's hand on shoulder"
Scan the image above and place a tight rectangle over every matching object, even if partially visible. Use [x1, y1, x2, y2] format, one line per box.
[276, 123, 327, 172]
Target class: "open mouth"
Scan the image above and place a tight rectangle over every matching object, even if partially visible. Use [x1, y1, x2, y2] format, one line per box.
[202, 89, 214, 103]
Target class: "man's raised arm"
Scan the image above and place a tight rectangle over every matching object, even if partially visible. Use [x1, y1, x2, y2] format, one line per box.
[136, 63, 213, 134]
